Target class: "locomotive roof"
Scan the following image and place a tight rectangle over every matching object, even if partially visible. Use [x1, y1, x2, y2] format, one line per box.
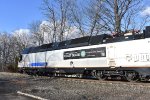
[22, 33, 145, 54]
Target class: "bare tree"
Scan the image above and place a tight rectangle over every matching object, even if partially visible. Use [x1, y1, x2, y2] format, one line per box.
[0, 30, 33, 72]
[29, 20, 44, 45]
[98, 0, 143, 34]
[85, 0, 108, 36]
[70, 0, 113, 36]
[0, 33, 13, 71]
[41, 0, 74, 42]
[13, 29, 31, 53]
[69, 0, 86, 37]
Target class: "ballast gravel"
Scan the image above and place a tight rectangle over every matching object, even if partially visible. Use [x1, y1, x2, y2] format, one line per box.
[0, 72, 150, 100]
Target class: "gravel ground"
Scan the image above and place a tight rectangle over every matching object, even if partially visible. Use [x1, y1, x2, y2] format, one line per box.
[1, 72, 150, 100]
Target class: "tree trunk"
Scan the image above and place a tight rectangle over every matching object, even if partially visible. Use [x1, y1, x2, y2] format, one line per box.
[114, 0, 121, 33]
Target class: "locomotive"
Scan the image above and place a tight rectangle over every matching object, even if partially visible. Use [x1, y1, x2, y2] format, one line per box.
[18, 26, 150, 82]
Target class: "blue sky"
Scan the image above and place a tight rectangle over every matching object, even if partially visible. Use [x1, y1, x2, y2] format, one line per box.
[0, 0, 149, 33]
[0, 0, 44, 32]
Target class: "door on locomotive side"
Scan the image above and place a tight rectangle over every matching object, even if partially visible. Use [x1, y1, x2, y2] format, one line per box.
[107, 45, 116, 68]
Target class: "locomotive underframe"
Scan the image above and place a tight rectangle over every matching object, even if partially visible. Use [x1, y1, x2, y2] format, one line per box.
[19, 67, 150, 82]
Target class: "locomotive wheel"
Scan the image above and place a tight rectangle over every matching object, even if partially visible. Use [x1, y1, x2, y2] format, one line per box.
[22, 70, 26, 74]
[82, 70, 91, 78]
[125, 71, 139, 82]
[96, 71, 107, 80]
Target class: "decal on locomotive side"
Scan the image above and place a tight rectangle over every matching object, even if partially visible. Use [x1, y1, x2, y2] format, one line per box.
[64, 47, 106, 60]
[126, 53, 150, 62]
[30, 62, 47, 67]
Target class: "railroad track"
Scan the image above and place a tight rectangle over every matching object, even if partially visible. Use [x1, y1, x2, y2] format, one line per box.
[59, 77, 150, 87]
[23, 74, 150, 88]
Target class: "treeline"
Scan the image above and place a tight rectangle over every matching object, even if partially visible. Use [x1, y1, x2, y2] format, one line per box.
[0, 33, 30, 71]
[0, 0, 149, 72]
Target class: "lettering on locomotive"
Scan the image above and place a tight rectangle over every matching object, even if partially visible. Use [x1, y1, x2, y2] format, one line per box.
[64, 47, 106, 60]
[126, 53, 150, 62]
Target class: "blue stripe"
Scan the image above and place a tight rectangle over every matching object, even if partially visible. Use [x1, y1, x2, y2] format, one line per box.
[30, 62, 47, 66]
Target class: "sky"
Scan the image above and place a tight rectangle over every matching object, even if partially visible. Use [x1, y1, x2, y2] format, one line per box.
[0, 0, 44, 33]
[0, 0, 150, 33]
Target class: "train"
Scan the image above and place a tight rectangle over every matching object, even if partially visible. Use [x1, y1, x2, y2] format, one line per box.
[18, 26, 150, 82]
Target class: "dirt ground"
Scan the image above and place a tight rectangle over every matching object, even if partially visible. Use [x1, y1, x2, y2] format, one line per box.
[1, 72, 150, 100]
[0, 72, 35, 100]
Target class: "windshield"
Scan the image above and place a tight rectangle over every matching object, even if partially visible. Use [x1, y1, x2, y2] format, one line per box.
[21, 48, 30, 54]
